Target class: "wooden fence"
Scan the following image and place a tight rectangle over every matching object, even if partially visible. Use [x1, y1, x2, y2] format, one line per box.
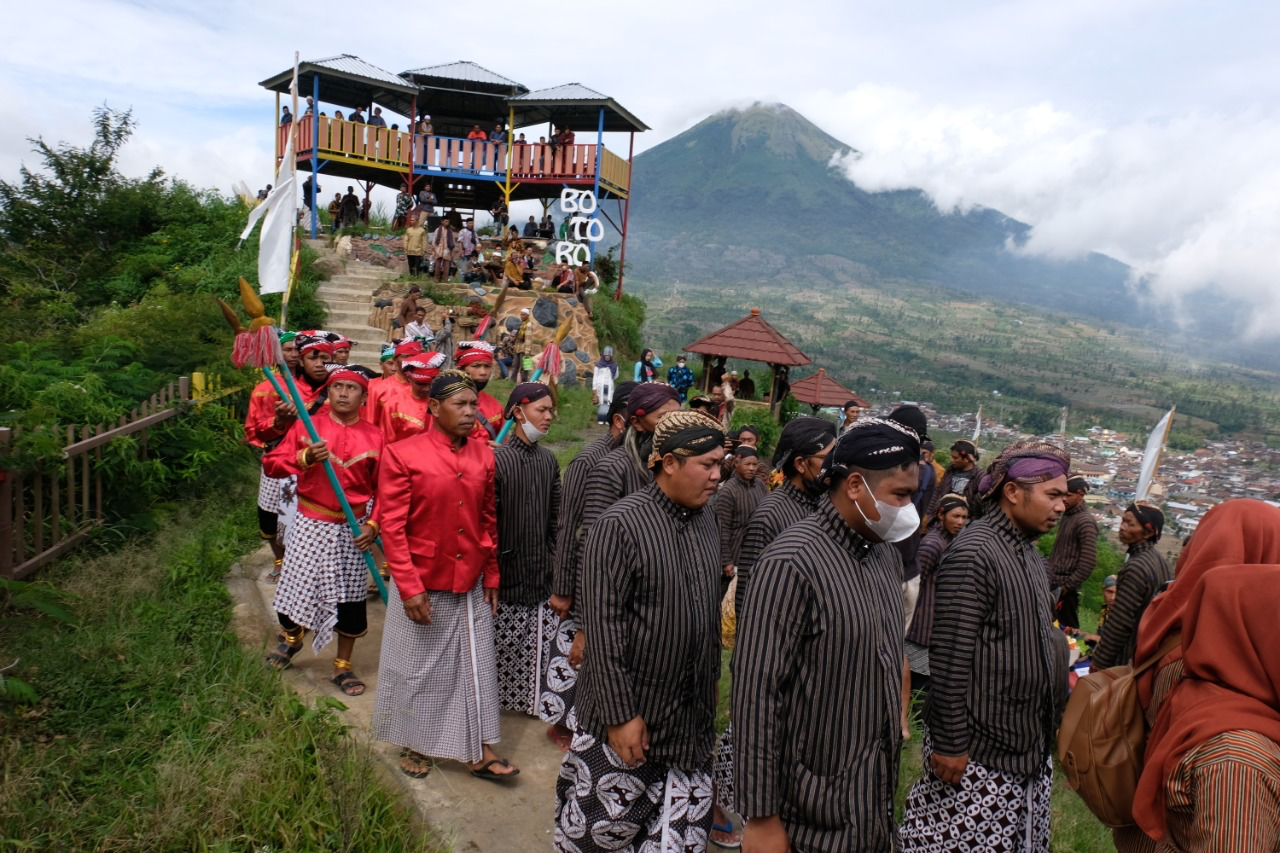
[0, 375, 249, 581]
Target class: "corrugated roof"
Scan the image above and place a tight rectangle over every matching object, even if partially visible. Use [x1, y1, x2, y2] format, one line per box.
[788, 369, 866, 408]
[303, 54, 417, 90]
[511, 83, 608, 102]
[400, 61, 526, 90]
[684, 309, 810, 367]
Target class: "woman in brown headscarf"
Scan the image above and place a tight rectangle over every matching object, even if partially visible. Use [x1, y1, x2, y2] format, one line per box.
[1119, 499, 1280, 852]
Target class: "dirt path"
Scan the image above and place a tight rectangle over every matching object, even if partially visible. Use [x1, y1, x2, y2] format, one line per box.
[226, 545, 564, 851]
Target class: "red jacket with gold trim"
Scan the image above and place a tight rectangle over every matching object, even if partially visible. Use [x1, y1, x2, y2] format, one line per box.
[262, 411, 383, 522]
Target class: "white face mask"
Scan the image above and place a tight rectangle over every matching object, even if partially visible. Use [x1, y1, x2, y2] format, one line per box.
[855, 491, 920, 543]
[518, 411, 547, 444]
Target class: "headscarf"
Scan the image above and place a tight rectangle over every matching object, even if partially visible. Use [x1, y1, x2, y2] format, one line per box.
[395, 338, 425, 358]
[734, 446, 758, 459]
[772, 417, 835, 476]
[324, 368, 369, 393]
[1066, 474, 1089, 493]
[334, 336, 353, 351]
[950, 439, 979, 460]
[976, 441, 1070, 501]
[455, 339, 495, 367]
[504, 382, 552, 419]
[278, 330, 298, 345]
[606, 381, 639, 424]
[380, 342, 396, 363]
[936, 493, 968, 516]
[737, 424, 760, 440]
[647, 410, 726, 469]
[296, 330, 339, 356]
[1102, 574, 1118, 589]
[1125, 502, 1165, 542]
[626, 382, 679, 422]
[429, 369, 476, 400]
[888, 405, 929, 441]
[818, 417, 921, 486]
[1132, 555, 1280, 839]
[403, 351, 446, 384]
[1135, 499, 1280, 709]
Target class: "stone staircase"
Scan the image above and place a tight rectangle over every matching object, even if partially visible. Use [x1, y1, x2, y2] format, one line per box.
[306, 238, 399, 369]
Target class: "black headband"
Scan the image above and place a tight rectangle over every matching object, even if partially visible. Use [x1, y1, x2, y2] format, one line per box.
[772, 416, 837, 475]
[1126, 502, 1165, 542]
[658, 426, 723, 459]
[938, 493, 969, 515]
[735, 446, 758, 459]
[819, 417, 921, 485]
[429, 369, 476, 400]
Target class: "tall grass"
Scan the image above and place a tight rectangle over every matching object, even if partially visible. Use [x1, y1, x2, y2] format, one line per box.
[0, 460, 440, 852]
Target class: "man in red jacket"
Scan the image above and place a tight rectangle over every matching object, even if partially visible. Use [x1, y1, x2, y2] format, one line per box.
[373, 369, 519, 782]
[454, 340, 505, 442]
[376, 350, 444, 444]
[262, 368, 382, 696]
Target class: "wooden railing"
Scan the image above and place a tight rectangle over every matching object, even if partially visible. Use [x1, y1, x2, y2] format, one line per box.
[279, 121, 631, 193]
[0, 375, 250, 580]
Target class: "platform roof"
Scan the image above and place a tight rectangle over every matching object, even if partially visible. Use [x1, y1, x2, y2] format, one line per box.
[509, 84, 650, 133]
[684, 308, 810, 367]
[399, 61, 530, 135]
[259, 55, 418, 118]
[788, 368, 867, 408]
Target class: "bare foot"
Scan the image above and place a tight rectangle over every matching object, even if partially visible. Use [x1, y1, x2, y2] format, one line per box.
[546, 724, 573, 751]
[468, 743, 519, 778]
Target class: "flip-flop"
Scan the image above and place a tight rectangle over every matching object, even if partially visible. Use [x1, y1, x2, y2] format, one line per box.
[398, 749, 432, 779]
[469, 758, 520, 782]
[711, 821, 743, 849]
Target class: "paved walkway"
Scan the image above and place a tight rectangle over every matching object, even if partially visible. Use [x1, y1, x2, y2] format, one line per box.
[226, 545, 566, 851]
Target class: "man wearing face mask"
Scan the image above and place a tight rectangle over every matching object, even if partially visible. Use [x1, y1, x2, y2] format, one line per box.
[493, 383, 562, 717]
[454, 340, 504, 442]
[900, 441, 1071, 853]
[733, 416, 836, 618]
[732, 417, 921, 853]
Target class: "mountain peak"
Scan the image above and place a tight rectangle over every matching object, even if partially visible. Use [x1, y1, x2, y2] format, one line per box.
[692, 102, 855, 162]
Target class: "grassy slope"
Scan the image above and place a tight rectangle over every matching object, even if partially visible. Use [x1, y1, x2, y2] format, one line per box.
[0, 459, 439, 853]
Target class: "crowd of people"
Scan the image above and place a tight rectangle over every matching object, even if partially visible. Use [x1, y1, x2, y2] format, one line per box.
[246, 331, 1278, 852]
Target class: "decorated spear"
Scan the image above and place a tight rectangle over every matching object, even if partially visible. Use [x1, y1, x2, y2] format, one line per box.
[494, 316, 572, 443]
[219, 281, 388, 603]
[473, 283, 509, 340]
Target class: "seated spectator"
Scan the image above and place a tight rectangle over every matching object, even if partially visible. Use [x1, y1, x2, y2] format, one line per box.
[504, 252, 529, 290]
[404, 306, 434, 342]
[515, 133, 527, 145]
[522, 216, 538, 237]
[280, 106, 293, 126]
[349, 107, 365, 123]
[506, 226, 522, 247]
[553, 263, 576, 293]
[368, 107, 387, 128]
[467, 124, 488, 141]
[496, 332, 516, 379]
[304, 97, 314, 115]
[333, 110, 345, 121]
[417, 114, 433, 135]
[537, 215, 554, 238]
[490, 123, 505, 144]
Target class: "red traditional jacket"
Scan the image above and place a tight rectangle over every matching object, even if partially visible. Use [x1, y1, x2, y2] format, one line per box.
[376, 427, 499, 600]
[244, 372, 322, 448]
[377, 389, 433, 445]
[262, 411, 383, 523]
[364, 372, 410, 426]
[470, 390, 505, 442]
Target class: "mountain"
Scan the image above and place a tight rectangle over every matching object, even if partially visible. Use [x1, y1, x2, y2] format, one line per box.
[623, 103, 1267, 367]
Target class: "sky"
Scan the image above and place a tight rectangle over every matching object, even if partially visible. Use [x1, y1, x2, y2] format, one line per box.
[4, 0, 1280, 335]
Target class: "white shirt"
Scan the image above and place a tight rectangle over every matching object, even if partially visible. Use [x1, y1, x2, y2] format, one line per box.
[404, 320, 434, 341]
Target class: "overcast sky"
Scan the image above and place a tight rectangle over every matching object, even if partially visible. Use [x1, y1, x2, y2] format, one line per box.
[4, 0, 1279, 334]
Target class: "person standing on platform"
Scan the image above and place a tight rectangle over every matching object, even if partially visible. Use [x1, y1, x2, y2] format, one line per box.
[454, 340, 504, 442]
[1046, 475, 1098, 631]
[262, 369, 382, 697]
[246, 330, 302, 582]
[734, 417, 922, 853]
[555, 411, 727, 853]
[900, 442, 1071, 853]
[493, 383, 561, 716]
[539, 382, 637, 746]
[373, 370, 519, 782]
[1091, 502, 1171, 670]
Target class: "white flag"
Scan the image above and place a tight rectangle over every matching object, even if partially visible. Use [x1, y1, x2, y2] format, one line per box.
[238, 62, 298, 295]
[972, 406, 982, 442]
[1135, 407, 1175, 502]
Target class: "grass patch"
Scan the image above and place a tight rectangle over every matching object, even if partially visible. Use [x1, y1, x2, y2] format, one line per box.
[0, 459, 440, 852]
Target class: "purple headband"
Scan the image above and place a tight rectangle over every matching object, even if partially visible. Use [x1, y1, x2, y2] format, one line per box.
[978, 443, 1070, 499]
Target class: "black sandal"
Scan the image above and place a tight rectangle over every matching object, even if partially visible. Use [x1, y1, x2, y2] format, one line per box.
[469, 758, 520, 782]
[265, 628, 304, 669]
[399, 749, 433, 778]
[330, 670, 365, 696]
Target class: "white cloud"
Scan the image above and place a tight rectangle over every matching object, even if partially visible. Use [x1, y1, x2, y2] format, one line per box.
[820, 84, 1280, 337]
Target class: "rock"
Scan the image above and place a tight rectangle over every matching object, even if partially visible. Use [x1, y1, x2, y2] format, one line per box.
[559, 362, 578, 387]
[504, 315, 522, 332]
[312, 256, 344, 277]
[560, 336, 577, 353]
[533, 297, 558, 329]
[335, 235, 353, 258]
[575, 351, 592, 363]
[470, 284, 488, 297]
[566, 297, 578, 307]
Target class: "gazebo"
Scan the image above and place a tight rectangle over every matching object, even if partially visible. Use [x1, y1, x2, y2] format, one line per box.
[787, 368, 868, 414]
[684, 308, 811, 419]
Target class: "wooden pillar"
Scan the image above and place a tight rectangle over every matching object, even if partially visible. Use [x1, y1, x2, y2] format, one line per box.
[768, 364, 783, 421]
[701, 354, 712, 393]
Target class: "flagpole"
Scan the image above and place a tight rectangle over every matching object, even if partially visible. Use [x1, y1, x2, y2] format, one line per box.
[281, 51, 301, 328]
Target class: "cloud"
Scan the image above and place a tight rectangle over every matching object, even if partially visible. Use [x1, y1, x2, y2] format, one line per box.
[820, 84, 1280, 337]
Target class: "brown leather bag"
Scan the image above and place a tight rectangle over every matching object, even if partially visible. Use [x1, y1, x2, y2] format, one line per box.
[1057, 633, 1181, 827]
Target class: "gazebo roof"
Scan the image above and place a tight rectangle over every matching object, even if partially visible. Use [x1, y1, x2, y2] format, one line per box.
[508, 83, 650, 132]
[259, 54, 419, 117]
[684, 308, 810, 367]
[788, 368, 867, 408]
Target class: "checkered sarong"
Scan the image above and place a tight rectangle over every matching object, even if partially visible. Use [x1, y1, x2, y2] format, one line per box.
[538, 614, 580, 727]
[713, 724, 734, 813]
[272, 513, 369, 653]
[373, 579, 501, 764]
[257, 468, 286, 513]
[495, 600, 559, 717]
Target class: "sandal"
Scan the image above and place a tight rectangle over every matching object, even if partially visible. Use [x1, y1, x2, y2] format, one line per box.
[266, 558, 283, 583]
[469, 758, 520, 782]
[265, 628, 304, 670]
[711, 820, 743, 849]
[399, 749, 433, 778]
[330, 659, 365, 696]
